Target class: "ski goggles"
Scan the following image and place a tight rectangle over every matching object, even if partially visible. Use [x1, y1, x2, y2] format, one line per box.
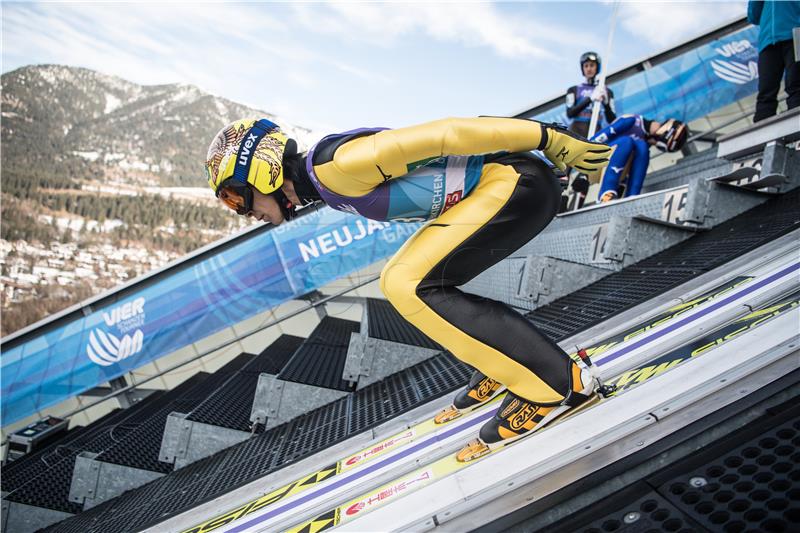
[216, 177, 299, 222]
[216, 179, 253, 216]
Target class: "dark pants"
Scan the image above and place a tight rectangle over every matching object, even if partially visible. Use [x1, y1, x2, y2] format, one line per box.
[754, 39, 800, 123]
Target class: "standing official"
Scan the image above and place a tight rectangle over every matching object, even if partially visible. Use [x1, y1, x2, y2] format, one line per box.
[747, 0, 800, 122]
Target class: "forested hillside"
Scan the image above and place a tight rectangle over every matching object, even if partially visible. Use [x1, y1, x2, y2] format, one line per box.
[0, 64, 319, 336]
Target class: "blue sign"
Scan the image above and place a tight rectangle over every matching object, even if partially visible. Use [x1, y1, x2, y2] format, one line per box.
[536, 26, 759, 126]
[0, 208, 423, 426]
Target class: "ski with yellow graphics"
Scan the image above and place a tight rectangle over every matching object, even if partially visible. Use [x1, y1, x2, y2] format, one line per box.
[181, 394, 505, 533]
[182, 275, 757, 533]
[286, 291, 799, 533]
[606, 291, 799, 395]
[567, 275, 754, 362]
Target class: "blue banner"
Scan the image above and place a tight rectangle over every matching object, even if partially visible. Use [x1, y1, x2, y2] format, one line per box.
[536, 26, 759, 126]
[1, 208, 423, 426]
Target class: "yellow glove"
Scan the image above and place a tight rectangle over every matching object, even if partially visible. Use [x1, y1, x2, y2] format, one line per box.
[543, 124, 613, 178]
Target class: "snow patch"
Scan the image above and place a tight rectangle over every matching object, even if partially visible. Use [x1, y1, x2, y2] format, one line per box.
[118, 159, 151, 172]
[81, 183, 216, 203]
[38, 214, 125, 232]
[82, 183, 138, 196]
[170, 85, 199, 105]
[105, 93, 121, 114]
[214, 99, 228, 119]
[38, 68, 59, 85]
[73, 151, 100, 162]
[159, 160, 174, 173]
[144, 186, 216, 201]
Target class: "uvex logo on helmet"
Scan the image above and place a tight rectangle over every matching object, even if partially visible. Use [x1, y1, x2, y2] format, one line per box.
[238, 133, 260, 167]
[205, 118, 289, 197]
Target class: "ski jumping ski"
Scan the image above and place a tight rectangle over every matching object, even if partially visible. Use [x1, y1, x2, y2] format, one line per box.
[287, 289, 798, 533]
[180, 253, 799, 533]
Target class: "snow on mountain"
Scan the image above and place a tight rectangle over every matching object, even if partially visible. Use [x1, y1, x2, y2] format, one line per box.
[1, 64, 324, 188]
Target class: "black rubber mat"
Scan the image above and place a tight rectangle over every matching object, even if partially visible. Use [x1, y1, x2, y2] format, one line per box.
[550, 482, 706, 533]
[209, 349, 253, 375]
[243, 334, 304, 375]
[91, 351, 260, 475]
[546, 402, 800, 533]
[39, 353, 469, 533]
[96, 369, 229, 472]
[187, 336, 304, 430]
[186, 373, 260, 432]
[1, 386, 176, 513]
[528, 187, 800, 341]
[1, 410, 118, 494]
[4, 449, 86, 515]
[278, 317, 360, 391]
[366, 298, 442, 350]
[651, 410, 800, 532]
[351, 366, 431, 433]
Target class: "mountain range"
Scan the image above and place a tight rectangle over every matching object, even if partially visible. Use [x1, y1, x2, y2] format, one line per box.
[0, 64, 320, 337]
[1, 64, 318, 188]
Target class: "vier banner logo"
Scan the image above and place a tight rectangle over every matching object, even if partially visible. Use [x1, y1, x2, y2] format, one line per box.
[86, 297, 146, 367]
[87, 329, 144, 367]
[711, 39, 758, 85]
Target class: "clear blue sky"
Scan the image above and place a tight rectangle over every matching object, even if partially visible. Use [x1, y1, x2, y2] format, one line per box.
[2, 1, 746, 134]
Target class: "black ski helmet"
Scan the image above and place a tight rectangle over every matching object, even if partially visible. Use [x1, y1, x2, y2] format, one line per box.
[652, 119, 688, 153]
[580, 51, 601, 74]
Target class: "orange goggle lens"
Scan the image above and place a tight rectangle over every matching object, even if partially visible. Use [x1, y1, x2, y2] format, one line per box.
[218, 186, 251, 216]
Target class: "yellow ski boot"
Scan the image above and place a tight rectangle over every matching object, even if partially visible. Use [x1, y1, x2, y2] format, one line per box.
[434, 371, 505, 425]
[456, 362, 595, 462]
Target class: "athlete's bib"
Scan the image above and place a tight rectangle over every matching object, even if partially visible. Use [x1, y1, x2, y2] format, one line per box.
[568, 82, 611, 124]
[307, 128, 483, 222]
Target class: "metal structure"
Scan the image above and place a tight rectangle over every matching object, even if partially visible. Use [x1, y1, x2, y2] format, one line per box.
[4, 159, 796, 532]
[0, 16, 763, 435]
[150, 230, 800, 533]
[465, 111, 799, 311]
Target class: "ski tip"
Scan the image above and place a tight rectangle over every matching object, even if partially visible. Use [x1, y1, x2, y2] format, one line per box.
[434, 405, 462, 425]
[456, 438, 491, 463]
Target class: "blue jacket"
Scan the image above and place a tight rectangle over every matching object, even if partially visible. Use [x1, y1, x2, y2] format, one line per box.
[747, 0, 800, 52]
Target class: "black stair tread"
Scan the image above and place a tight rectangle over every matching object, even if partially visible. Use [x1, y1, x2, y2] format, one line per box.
[187, 373, 260, 431]
[277, 317, 360, 391]
[527, 188, 800, 341]
[186, 336, 305, 430]
[94, 373, 215, 472]
[243, 334, 305, 375]
[366, 298, 442, 350]
[1, 385, 179, 512]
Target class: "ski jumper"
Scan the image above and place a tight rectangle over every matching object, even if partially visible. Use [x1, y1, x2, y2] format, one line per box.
[593, 115, 651, 198]
[306, 117, 574, 404]
[566, 82, 616, 138]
